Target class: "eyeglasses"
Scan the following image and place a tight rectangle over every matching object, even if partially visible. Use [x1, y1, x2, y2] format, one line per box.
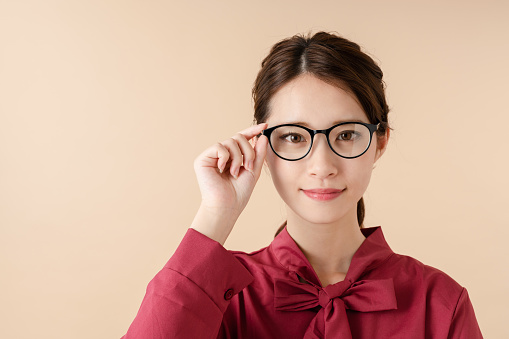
[261, 122, 380, 161]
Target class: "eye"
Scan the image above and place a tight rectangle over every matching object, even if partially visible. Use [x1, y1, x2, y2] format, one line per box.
[338, 131, 357, 141]
[280, 133, 306, 143]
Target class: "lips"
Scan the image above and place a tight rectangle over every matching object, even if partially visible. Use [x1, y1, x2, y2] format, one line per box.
[301, 188, 344, 201]
[302, 188, 343, 194]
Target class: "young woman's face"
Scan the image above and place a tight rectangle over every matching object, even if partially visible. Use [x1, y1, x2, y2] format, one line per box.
[264, 73, 388, 227]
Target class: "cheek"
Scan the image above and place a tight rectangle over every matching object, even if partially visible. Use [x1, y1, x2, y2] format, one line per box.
[349, 164, 373, 192]
[266, 155, 297, 197]
[345, 152, 376, 191]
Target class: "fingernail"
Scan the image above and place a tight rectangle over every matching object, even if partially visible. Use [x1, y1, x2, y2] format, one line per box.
[235, 168, 240, 178]
[248, 160, 253, 171]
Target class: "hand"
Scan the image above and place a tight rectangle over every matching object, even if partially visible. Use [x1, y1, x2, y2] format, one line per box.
[193, 123, 269, 228]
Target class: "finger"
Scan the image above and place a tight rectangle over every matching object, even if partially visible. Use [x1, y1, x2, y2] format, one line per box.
[221, 138, 244, 178]
[237, 123, 268, 141]
[252, 134, 269, 176]
[231, 133, 256, 172]
[195, 142, 231, 173]
[222, 123, 267, 177]
[196, 123, 268, 176]
[215, 143, 231, 173]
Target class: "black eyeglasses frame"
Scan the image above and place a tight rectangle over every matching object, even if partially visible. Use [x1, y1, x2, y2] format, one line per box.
[260, 121, 380, 161]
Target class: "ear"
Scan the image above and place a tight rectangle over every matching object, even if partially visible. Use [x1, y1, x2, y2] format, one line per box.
[374, 128, 390, 163]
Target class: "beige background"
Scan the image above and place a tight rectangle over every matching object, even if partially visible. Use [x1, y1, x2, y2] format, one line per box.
[1, 1, 507, 338]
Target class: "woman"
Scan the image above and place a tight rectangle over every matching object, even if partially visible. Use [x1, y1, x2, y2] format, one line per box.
[122, 31, 483, 338]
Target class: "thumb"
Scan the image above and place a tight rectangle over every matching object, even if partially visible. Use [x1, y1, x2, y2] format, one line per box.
[252, 134, 269, 177]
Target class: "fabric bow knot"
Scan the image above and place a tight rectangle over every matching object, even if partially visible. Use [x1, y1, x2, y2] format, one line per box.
[274, 277, 397, 338]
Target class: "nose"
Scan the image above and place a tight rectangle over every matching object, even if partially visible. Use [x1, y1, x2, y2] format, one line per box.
[306, 133, 339, 179]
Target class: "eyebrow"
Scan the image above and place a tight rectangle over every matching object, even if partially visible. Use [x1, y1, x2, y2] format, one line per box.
[283, 119, 369, 127]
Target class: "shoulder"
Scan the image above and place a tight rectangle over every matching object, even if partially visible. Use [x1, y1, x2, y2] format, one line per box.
[382, 252, 466, 314]
[228, 245, 274, 267]
[388, 253, 463, 290]
[227, 245, 290, 280]
[381, 253, 482, 335]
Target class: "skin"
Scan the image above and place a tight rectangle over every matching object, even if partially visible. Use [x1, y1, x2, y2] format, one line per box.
[264, 73, 389, 286]
[191, 72, 389, 287]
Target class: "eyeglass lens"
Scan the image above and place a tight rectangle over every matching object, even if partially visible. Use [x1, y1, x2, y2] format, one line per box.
[269, 123, 372, 160]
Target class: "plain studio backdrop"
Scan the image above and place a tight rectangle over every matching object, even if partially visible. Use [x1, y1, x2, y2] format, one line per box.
[0, 1, 508, 338]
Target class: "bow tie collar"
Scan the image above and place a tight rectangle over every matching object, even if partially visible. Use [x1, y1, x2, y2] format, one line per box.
[270, 226, 398, 338]
[274, 277, 397, 338]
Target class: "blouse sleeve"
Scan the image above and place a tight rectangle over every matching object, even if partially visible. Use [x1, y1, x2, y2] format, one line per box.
[121, 228, 254, 339]
[447, 288, 483, 339]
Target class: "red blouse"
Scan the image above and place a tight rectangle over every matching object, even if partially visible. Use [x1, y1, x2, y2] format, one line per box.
[122, 226, 483, 338]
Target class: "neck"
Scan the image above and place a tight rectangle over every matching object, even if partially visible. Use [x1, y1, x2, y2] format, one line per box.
[285, 208, 366, 287]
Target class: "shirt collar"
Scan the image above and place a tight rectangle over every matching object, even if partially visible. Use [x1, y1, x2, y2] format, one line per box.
[269, 226, 394, 287]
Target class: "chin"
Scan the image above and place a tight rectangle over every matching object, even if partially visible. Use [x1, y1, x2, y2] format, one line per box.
[288, 198, 360, 225]
[290, 208, 352, 226]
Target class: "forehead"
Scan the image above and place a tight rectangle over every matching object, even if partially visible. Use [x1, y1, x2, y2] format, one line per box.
[266, 74, 368, 129]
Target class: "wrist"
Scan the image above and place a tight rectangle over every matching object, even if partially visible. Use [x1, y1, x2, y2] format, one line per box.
[190, 204, 240, 245]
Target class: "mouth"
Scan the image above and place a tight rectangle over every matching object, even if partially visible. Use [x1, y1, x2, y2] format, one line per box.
[301, 188, 345, 201]
[302, 188, 344, 194]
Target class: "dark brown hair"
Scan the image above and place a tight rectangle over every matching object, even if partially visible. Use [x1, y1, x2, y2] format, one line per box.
[251, 31, 391, 236]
